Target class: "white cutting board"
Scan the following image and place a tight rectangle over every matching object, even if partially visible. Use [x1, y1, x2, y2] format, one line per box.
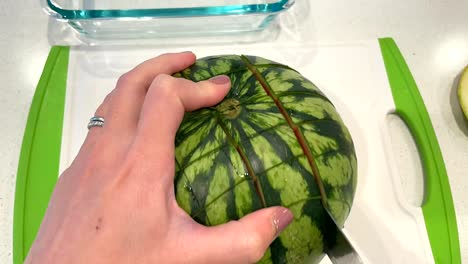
[59, 40, 435, 263]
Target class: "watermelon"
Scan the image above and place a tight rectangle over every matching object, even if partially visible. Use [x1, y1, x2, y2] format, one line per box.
[173, 55, 357, 263]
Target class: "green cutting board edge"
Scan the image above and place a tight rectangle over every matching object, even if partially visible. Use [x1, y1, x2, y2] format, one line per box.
[13, 46, 69, 263]
[379, 38, 460, 264]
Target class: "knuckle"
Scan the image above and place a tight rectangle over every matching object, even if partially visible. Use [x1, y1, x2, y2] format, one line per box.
[113, 71, 142, 105]
[152, 73, 172, 87]
[116, 71, 137, 87]
[151, 74, 177, 96]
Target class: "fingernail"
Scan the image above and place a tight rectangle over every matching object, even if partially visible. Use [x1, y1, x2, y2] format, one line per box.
[181, 51, 193, 54]
[273, 208, 293, 236]
[209, 75, 230, 85]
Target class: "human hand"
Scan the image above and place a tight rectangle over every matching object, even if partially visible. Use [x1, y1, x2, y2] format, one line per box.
[25, 52, 293, 264]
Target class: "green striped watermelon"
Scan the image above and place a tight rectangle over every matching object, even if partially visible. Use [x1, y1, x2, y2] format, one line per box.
[174, 55, 357, 263]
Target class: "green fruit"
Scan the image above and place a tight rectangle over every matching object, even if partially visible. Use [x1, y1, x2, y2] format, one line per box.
[458, 66, 468, 120]
[173, 55, 358, 263]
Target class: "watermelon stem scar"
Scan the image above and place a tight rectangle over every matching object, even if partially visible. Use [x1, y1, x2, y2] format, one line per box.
[240, 55, 329, 208]
[216, 98, 241, 119]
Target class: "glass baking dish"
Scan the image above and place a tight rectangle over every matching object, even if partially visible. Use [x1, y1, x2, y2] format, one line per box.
[42, 0, 295, 41]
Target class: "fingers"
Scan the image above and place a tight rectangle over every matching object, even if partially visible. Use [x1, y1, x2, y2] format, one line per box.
[93, 52, 197, 137]
[80, 52, 198, 171]
[135, 74, 231, 161]
[195, 207, 294, 263]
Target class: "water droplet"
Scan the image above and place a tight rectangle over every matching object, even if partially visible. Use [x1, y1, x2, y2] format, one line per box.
[239, 172, 249, 178]
[184, 182, 193, 192]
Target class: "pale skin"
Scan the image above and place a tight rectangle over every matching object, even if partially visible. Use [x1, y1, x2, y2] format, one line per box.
[25, 52, 293, 264]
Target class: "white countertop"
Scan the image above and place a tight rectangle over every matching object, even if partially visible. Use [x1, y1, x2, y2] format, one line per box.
[1, 0, 467, 263]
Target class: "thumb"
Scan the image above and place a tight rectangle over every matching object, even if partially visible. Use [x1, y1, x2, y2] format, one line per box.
[198, 206, 293, 264]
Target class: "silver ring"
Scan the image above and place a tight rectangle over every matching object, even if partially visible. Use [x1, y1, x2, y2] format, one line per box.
[88, 116, 105, 129]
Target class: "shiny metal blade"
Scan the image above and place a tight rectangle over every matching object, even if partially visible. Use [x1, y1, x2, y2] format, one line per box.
[324, 211, 363, 264]
[326, 225, 363, 264]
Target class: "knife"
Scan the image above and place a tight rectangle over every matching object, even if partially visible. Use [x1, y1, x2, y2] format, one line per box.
[324, 210, 363, 264]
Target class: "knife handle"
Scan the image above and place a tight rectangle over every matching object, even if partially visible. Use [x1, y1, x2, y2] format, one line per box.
[379, 38, 461, 264]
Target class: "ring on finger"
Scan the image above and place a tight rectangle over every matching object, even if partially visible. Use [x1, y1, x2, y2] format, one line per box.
[87, 116, 105, 129]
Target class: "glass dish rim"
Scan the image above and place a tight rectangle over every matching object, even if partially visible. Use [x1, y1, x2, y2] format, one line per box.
[43, 0, 294, 20]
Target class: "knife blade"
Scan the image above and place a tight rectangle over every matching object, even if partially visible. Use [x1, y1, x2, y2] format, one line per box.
[324, 210, 363, 264]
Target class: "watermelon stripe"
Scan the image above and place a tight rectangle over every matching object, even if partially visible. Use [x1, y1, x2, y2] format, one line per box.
[175, 114, 211, 142]
[257, 153, 305, 176]
[187, 153, 219, 225]
[241, 55, 329, 208]
[241, 118, 324, 209]
[215, 115, 267, 208]
[240, 72, 264, 99]
[191, 178, 247, 219]
[192, 151, 324, 219]
[284, 196, 322, 208]
[181, 63, 299, 82]
[175, 117, 231, 224]
[218, 146, 239, 221]
[239, 90, 332, 106]
[239, 73, 259, 98]
[276, 91, 332, 105]
[229, 118, 286, 208]
[313, 147, 350, 161]
[177, 118, 339, 171]
[174, 158, 203, 213]
[176, 118, 219, 173]
[248, 108, 325, 127]
[223, 153, 239, 221]
[188, 139, 248, 225]
[270, 238, 288, 263]
[255, 63, 299, 72]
